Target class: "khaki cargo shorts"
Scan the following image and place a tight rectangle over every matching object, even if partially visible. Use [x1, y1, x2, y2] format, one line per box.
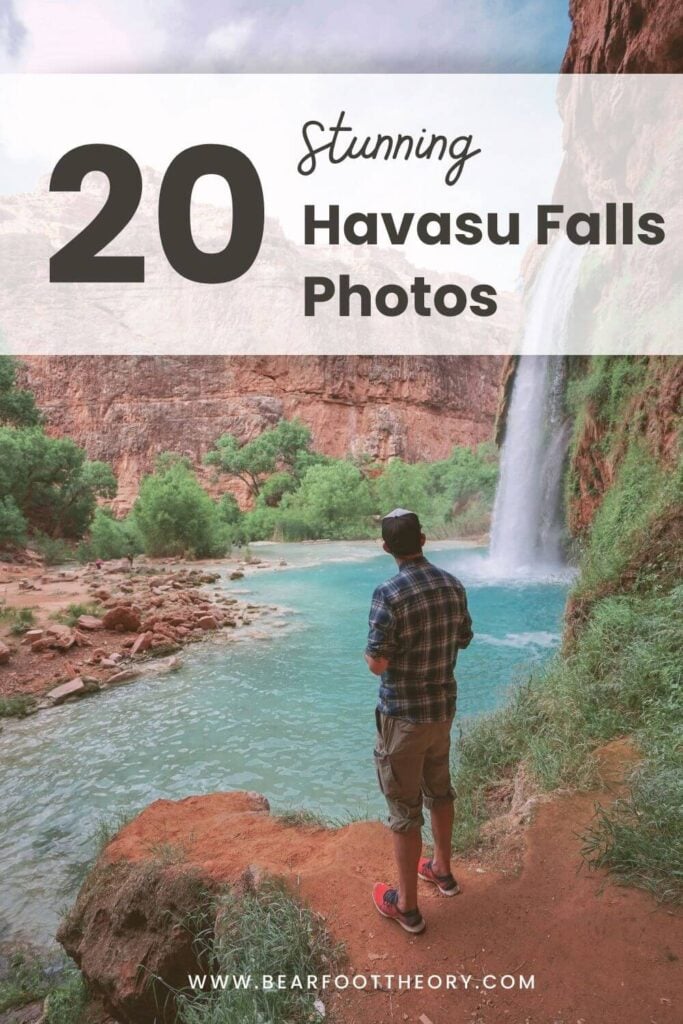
[373, 709, 455, 832]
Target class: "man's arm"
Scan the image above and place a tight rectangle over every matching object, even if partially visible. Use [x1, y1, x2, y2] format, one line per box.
[365, 652, 389, 676]
[458, 587, 474, 649]
[364, 585, 396, 676]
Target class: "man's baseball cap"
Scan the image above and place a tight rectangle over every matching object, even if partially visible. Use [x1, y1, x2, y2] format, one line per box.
[381, 508, 423, 556]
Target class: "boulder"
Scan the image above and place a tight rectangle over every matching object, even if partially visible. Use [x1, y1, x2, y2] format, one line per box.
[57, 792, 270, 1024]
[102, 606, 142, 633]
[77, 614, 104, 631]
[195, 615, 219, 630]
[58, 857, 216, 1024]
[0, 641, 11, 664]
[21, 629, 44, 645]
[229, 570, 244, 580]
[46, 677, 94, 704]
[130, 632, 153, 656]
[45, 624, 76, 650]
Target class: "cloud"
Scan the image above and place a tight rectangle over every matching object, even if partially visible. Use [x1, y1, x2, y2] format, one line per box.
[201, 17, 255, 67]
[1, 0, 569, 73]
[0, 0, 26, 68]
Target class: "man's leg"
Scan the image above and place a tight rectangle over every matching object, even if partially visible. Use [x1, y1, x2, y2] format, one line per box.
[430, 799, 454, 878]
[393, 825, 422, 912]
[422, 718, 457, 882]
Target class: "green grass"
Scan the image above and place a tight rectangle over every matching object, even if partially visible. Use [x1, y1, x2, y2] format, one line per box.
[451, 586, 683, 902]
[275, 809, 328, 830]
[275, 804, 375, 831]
[175, 877, 344, 1024]
[582, 694, 683, 904]
[0, 604, 36, 634]
[43, 969, 88, 1024]
[52, 602, 103, 627]
[0, 694, 37, 718]
[572, 441, 680, 603]
[0, 950, 86, 1021]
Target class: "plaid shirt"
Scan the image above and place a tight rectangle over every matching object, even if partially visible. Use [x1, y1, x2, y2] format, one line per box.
[366, 556, 473, 723]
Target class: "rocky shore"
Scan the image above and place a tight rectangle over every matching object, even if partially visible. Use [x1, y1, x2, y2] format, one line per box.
[0, 555, 277, 712]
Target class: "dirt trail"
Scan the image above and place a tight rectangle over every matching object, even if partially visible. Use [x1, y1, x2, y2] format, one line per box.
[106, 740, 681, 1024]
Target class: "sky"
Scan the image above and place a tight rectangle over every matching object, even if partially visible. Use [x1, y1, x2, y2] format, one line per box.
[0, 0, 571, 73]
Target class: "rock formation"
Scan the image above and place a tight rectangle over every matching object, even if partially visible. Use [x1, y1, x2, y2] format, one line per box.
[19, 355, 504, 505]
[562, 0, 683, 73]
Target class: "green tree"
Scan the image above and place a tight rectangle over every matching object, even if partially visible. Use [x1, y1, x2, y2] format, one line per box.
[0, 427, 117, 538]
[373, 460, 432, 520]
[0, 496, 27, 547]
[278, 461, 374, 539]
[205, 419, 313, 498]
[133, 456, 229, 558]
[0, 357, 41, 427]
[86, 508, 142, 560]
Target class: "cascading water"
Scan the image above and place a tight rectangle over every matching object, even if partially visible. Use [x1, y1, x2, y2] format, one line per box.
[489, 239, 583, 574]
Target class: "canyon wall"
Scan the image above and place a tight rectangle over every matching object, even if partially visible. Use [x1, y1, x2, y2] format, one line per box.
[562, 0, 683, 73]
[20, 355, 504, 505]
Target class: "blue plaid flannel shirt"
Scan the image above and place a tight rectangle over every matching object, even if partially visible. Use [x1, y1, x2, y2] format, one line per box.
[366, 556, 473, 723]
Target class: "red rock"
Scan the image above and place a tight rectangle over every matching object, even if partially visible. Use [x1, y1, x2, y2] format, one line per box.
[0, 641, 11, 664]
[77, 615, 104, 630]
[21, 629, 44, 644]
[102, 606, 142, 633]
[130, 632, 153, 656]
[45, 624, 77, 650]
[195, 615, 219, 630]
[47, 677, 87, 704]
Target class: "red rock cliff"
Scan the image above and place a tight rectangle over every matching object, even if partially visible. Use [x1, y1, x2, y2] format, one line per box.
[20, 355, 504, 504]
[562, 0, 683, 72]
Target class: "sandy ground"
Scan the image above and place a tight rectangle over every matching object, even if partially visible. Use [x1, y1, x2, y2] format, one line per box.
[106, 740, 682, 1024]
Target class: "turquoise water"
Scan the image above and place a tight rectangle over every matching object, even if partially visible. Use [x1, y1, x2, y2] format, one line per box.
[0, 542, 570, 943]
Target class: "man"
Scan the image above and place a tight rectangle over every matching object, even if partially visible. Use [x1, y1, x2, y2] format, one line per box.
[365, 508, 473, 934]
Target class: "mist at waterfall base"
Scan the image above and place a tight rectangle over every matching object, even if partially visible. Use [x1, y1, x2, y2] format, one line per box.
[0, 541, 570, 944]
[488, 238, 583, 579]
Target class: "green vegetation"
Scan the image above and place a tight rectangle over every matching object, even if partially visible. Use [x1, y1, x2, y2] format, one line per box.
[206, 421, 498, 543]
[0, 949, 86, 1022]
[43, 971, 88, 1024]
[78, 507, 143, 561]
[2, 363, 496, 559]
[0, 695, 37, 718]
[0, 427, 116, 542]
[52, 602, 103, 627]
[452, 356, 682, 903]
[0, 355, 41, 428]
[134, 455, 231, 558]
[0, 604, 36, 634]
[0, 358, 117, 551]
[175, 877, 344, 1024]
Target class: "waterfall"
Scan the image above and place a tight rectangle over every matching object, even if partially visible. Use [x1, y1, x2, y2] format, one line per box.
[489, 239, 583, 575]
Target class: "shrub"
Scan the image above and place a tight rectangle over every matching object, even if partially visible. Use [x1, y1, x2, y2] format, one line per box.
[134, 456, 230, 558]
[53, 602, 103, 627]
[31, 534, 76, 566]
[0, 605, 36, 634]
[85, 508, 142, 561]
[278, 460, 375, 539]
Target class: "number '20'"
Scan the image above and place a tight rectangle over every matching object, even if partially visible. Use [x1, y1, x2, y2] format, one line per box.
[49, 144, 264, 284]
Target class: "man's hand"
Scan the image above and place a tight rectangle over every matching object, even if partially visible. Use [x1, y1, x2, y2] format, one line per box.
[365, 652, 389, 676]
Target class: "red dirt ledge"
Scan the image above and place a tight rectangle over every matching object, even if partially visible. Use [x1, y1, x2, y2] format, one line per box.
[61, 759, 682, 1024]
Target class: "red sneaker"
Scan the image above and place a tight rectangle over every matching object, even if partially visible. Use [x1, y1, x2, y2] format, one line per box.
[372, 883, 426, 934]
[418, 857, 461, 896]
